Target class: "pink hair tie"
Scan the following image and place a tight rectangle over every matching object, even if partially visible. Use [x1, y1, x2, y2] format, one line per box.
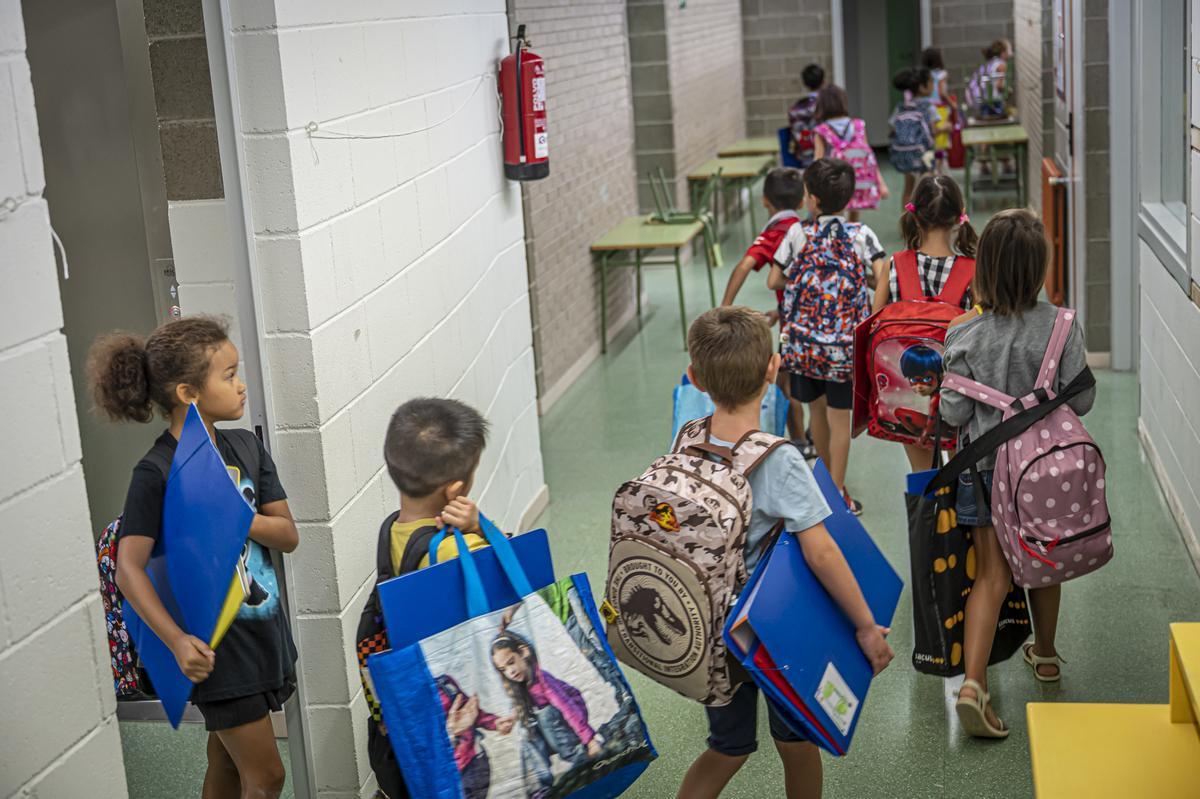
[904, 202, 916, 213]
[959, 213, 970, 224]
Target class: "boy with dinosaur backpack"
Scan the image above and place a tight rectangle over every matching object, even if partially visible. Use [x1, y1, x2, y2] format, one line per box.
[605, 307, 893, 799]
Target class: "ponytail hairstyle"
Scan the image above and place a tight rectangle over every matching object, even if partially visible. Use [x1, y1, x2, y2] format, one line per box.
[893, 66, 932, 96]
[899, 174, 977, 257]
[87, 316, 231, 423]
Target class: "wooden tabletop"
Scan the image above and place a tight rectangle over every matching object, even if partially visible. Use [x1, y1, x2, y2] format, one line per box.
[961, 123, 1029, 147]
[590, 215, 705, 252]
[718, 136, 778, 157]
[687, 154, 775, 181]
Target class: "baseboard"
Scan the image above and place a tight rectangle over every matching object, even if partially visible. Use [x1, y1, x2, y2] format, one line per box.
[1086, 351, 1112, 368]
[1138, 417, 1200, 577]
[537, 295, 642, 415]
[519, 483, 551, 531]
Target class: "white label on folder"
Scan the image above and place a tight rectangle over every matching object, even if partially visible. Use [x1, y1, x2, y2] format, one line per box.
[815, 662, 859, 736]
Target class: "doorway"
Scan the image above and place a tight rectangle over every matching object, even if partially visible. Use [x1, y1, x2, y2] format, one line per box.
[841, 0, 923, 147]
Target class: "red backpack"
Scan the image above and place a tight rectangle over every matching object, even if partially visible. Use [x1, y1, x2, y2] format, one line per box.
[852, 250, 975, 448]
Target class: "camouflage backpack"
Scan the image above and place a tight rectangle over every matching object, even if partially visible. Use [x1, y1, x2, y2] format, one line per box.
[602, 416, 786, 706]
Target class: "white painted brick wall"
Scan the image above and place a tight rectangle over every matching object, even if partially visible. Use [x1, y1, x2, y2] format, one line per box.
[228, 2, 546, 793]
[0, 7, 127, 794]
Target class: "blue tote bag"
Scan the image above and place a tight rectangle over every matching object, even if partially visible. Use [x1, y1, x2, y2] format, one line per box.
[672, 374, 789, 441]
[369, 520, 656, 798]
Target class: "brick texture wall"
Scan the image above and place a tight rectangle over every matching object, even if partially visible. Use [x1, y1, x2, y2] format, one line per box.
[228, 2, 545, 793]
[506, 2, 639, 404]
[1082, 0, 1110, 351]
[742, 0, 833, 137]
[1013, 0, 1052, 213]
[0, 2, 129, 796]
[933, 0, 1015, 89]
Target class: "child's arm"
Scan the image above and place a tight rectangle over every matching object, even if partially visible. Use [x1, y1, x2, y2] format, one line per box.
[797, 522, 894, 675]
[766, 263, 788, 291]
[939, 324, 975, 427]
[871, 256, 890, 313]
[876, 166, 890, 199]
[722, 254, 760, 306]
[250, 499, 299, 552]
[1059, 317, 1097, 417]
[116, 535, 215, 682]
[813, 135, 826, 160]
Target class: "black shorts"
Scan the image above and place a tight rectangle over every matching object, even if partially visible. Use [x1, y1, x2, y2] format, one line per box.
[195, 681, 294, 732]
[790, 373, 853, 410]
[706, 682, 806, 756]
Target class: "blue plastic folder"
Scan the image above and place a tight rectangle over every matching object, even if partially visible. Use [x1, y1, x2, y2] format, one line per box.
[376, 526, 556, 650]
[123, 405, 254, 727]
[724, 460, 903, 755]
[672, 374, 789, 441]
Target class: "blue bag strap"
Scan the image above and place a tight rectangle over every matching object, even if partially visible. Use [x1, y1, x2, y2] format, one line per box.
[448, 528, 489, 618]
[425, 513, 533, 603]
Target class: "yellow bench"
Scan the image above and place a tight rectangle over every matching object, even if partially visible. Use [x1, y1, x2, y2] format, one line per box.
[1027, 623, 1200, 798]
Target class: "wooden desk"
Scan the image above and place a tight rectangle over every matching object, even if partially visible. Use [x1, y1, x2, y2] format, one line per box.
[718, 136, 779, 157]
[686, 154, 775, 239]
[962, 122, 1029, 211]
[591, 215, 715, 350]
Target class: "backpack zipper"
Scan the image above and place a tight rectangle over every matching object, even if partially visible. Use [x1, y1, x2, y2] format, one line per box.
[1023, 519, 1111, 551]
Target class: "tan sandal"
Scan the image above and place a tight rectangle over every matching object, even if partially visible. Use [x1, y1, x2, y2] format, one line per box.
[1023, 643, 1065, 682]
[955, 679, 1009, 739]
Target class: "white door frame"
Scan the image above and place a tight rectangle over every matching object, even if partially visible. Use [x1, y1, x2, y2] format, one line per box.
[831, 0, 935, 87]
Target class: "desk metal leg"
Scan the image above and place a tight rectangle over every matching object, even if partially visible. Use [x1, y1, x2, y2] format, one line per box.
[600, 252, 610, 354]
[674, 248, 688, 348]
[1018, 143, 1027, 208]
[635, 249, 643, 327]
[964, 146, 973, 213]
[702, 230, 716, 308]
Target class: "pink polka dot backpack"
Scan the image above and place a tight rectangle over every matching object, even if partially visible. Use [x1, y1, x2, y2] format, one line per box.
[939, 308, 1112, 588]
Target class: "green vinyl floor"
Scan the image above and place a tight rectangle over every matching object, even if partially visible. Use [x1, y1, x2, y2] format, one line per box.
[530, 163, 1200, 798]
[116, 165, 1200, 798]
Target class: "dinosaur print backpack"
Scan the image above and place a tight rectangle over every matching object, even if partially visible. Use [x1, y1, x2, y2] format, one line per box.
[604, 416, 786, 706]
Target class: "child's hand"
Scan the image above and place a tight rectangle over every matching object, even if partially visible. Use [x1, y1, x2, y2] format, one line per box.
[496, 713, 517, 735]
[172, 634, 215, 683]
[763, 309, 780, 326]
[586, 739, 603, 758]
[446, 694, 481, 737]
[439, 489, 481, 534]
[855, 624, 894, 675]
[879, 183, 891, 200]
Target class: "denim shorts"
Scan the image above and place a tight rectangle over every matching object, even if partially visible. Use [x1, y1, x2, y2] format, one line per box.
[955, 469, 994, 527]
[706, 682, 805, 756]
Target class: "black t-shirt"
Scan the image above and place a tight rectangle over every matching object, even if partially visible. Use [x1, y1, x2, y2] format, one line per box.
[121, 428, 298, 703]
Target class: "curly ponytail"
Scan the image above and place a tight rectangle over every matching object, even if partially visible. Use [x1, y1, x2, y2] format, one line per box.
[87, 316, 230, 423]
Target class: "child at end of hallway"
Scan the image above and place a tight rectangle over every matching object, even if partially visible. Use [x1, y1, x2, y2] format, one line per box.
[769, 158, 887, 516]
[788, 63, 826, 169]
[357, 398, 496, 799]
[941, 209, 1095, 738]
[811, 85, 888, 222]
[720, 165, 815, 458]
[889, 67, 940, 207]
[676, 307, 894, 799]
[921, 48, 952, 170]
[92, 316, 299, 799]
[877, 173, 978, 472]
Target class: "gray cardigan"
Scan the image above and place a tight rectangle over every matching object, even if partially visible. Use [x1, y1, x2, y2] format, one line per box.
[940, 302, 1096, 470]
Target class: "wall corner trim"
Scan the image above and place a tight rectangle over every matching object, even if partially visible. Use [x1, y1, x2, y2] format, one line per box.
[1138, 418, 1200, 579]
[519, 483, 551, 532]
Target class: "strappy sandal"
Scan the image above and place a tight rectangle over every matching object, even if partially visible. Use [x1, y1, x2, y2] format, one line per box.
[1023, 643, 1065, 683]
[955, 679, 1009, 739]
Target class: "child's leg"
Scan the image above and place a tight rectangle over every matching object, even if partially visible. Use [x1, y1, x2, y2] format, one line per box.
[904, 442, 934, 473]
[960, 523, 1013, 729]
[203, 732, 241, 799]
[214, 716, 287, 799]
[677, 750, 749, 799]
[902, 173, 916, 206]
[680, 684, 757, 799]
[780, 371, 805, 440]
[773, 740, 823, 799]
[827, 406, 852, 493]
[807, 395, 831, 467]
[1028, 585, 1063, 678]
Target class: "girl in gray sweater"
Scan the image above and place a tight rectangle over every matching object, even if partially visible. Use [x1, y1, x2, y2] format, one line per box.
[941, 209, 1095, 739]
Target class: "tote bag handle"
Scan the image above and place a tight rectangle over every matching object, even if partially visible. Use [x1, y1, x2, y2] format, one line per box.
[427, 514, 534, 617]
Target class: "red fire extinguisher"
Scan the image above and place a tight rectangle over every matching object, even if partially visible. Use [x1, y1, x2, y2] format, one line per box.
[500, 25, 548, 181]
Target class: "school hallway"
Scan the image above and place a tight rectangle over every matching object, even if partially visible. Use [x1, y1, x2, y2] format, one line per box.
[530, 163, 1200, 798]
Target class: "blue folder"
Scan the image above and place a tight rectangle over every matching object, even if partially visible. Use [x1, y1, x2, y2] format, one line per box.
[672, 374, 789, 441]
[377, 527, 556, 651]
[123, 405, 254, 727]
[724, 459, 903, 755]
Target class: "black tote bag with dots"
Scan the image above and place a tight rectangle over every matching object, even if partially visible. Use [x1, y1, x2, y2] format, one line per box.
[907, 464, 1031, 678]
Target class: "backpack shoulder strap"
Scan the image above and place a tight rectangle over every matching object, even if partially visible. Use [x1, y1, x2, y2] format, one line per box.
[376, 511, 401, 578]
[893, 249, 922, 301]
[941, 372, 1015, 411]
[729, 431, 789, 477]
[397, 523, 440, 576]
[1035, 307, 1078, 391]
[143, 446, 172, 480]
[936, 256, 975, 306]
[672, 415, 711, 453]
[221, 428, 263, 485]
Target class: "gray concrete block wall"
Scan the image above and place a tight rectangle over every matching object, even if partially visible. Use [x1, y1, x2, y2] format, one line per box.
[933, 0, 1015, 88]
[741, 0, 833, 138]
[0, 1, 128, 795]
[507, 2, 639, 405]
[227, 2, 546, 793]
[628, 0, 673, 211]
[1013, 0, 1052, 213]
[1082, 0, 1110, 351]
